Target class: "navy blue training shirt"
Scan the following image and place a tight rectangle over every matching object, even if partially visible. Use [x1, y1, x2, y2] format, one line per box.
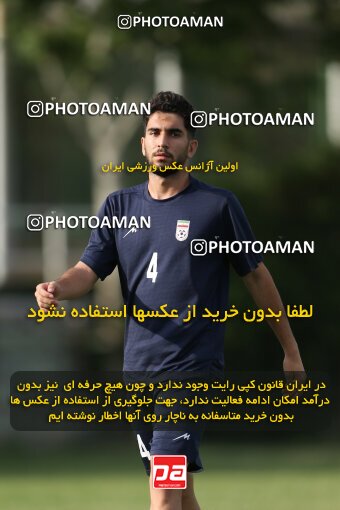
[80, 176, 262, 372]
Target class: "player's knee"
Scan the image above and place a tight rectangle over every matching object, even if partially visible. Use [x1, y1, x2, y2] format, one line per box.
[182, 485, 196, 504]
[182, 486, 193, 500]
[150, 488, 182, 509]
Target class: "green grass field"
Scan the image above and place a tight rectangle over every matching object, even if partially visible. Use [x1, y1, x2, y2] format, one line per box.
[0, 438, 339, 510]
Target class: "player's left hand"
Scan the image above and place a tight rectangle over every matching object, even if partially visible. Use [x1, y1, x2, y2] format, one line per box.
[283, 350, 305, 374]
[282, 350, 307, 395]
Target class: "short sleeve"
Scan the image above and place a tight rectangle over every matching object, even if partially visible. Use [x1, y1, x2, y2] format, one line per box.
[223, 192, 263, 276]
[80, 196, 118, 280]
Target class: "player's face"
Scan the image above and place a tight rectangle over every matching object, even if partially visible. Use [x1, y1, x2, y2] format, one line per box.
[141, 112, 198, 176]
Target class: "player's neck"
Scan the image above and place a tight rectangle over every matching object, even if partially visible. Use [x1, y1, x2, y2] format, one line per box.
[147, 173, 190, 200]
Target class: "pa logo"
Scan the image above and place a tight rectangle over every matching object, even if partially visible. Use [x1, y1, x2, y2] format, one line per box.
[152, 455, 187, 489]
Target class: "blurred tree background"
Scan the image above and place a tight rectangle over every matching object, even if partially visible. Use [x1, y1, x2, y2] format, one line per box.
[1, 0, 339, 441]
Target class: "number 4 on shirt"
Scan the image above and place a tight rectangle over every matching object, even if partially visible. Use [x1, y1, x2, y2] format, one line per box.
[137, 434, 151, 460]
[147, 252, 158, 283]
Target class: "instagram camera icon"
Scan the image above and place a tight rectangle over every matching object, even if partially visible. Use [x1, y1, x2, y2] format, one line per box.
[27, 214, 44, 231]
[27, 101, 44, 118]
[117, 15, 132, 29]
[190, 239, 208, 256]
[190, 111, 207, 128]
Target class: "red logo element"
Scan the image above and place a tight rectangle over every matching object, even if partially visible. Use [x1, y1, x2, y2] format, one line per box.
[152, 455, 187, 489]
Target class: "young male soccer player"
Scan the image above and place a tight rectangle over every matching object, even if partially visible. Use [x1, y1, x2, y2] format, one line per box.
[35, 91, 305, 510]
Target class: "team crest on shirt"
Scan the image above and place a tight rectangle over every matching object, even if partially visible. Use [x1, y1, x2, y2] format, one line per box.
[176, 220, 190, 241]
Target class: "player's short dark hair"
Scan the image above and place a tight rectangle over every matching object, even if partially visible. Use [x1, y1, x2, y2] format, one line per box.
[143, 91, 196, 137]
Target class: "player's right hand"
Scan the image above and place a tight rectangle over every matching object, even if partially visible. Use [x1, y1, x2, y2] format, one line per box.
[35, 281, 60, 311]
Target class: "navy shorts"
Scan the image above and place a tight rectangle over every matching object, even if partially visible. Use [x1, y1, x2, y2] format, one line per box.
[136, 428, 204, 475]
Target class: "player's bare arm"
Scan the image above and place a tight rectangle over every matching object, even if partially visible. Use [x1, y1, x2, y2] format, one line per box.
[35, 261, 98, 311]
[242, 261, 305, 374]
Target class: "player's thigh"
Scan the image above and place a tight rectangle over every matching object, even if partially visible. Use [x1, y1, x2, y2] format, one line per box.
[149, 461, 183, 508]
